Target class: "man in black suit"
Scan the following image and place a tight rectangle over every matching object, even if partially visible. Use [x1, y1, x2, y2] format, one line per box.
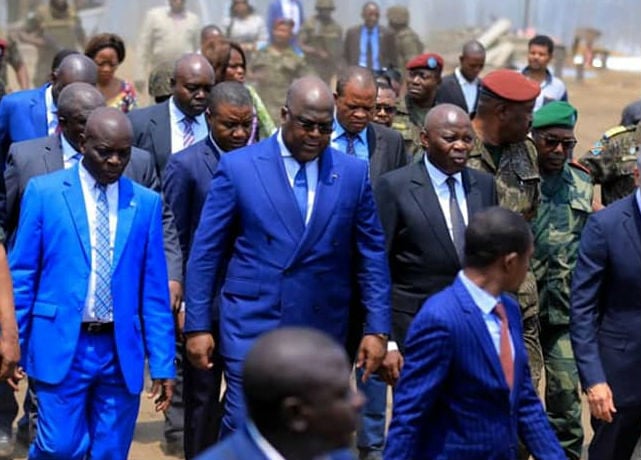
[375, 103, 497, 359]
[330, 64, 405, 460]
[343, 2, 396, 72]
[435, 40, 485, 115]
[129, 53, 215, 178]
[570, 155, 641, 460]
[163, 81, 254, 459]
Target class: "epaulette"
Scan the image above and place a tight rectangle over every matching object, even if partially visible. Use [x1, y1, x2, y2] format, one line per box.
[568, 160, 591, 175]
[602, 125, 634, 140]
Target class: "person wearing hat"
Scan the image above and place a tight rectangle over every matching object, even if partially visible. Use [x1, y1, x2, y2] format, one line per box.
[467, 69, 545, 403]
[395, 52, 443, 157]
[298, 0, 343, 85]
[530, 101, 591, 460]
[386, 5, 423, 71]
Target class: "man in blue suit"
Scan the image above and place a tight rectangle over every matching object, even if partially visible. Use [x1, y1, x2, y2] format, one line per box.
[385, 206, 564, 459]
[164, 81, 254, 459]
[570, 155, 641, 460]
[10, 107, 176, 459]
[196, 327, 363, 460]
[185, 76, 390, 435]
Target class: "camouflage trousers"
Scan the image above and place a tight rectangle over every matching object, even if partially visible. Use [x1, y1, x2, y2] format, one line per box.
[540, 322, 584, 460]
[517, 271, 543, 390]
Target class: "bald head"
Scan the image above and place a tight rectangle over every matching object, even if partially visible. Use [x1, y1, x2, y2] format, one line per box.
[58, 82, 106, 150]
[85, 107, 133, 140]
[286, 76, 334, 112]
[172, 53, 216, 118]
[424, 103, 470, 131]
[52, 54, 98, 103]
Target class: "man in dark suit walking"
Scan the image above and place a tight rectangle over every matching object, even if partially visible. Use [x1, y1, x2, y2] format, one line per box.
[163, 81, 254, 459]
[435, 40, 485, 115]
[343, 2, 396, 72]
[570, 155, 641, 460]
[385, 206, 564, 459]
[129, 53, 215, 178]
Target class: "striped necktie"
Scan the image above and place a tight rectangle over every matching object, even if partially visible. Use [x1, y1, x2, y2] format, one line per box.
[94, 183, 113, 322]
[182, 116, 195, 148]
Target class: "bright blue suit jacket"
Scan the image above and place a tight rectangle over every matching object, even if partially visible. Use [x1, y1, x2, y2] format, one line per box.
[385, 277, 564, 460]
[0, 84, 49, 160]
[10, 165, 176, 394]
[195, 424, 267, 460]
[185, 135, 390, 363]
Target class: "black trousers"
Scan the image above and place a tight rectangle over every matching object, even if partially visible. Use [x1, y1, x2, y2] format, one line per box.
[589, 404, 641, 460]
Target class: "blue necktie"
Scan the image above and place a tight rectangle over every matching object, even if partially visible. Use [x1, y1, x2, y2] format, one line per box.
[294, 165, 308, 223]
[94, 184, 113, 321]
[345, 133, 356, 156]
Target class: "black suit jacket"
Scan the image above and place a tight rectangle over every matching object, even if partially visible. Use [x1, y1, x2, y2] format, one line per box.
[343, 25, 397, 70]
[3, 134, 183, 282]
[128, 100, 173, 177]
[434, 73, 479, 115]
[374, 159, 497, 345]
[367, 122, 409, 182]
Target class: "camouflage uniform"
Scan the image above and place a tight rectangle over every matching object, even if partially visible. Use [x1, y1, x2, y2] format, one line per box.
[298, 15, 343, 85]
[0, 32, 24, 97]
[531, 163, 592, 460]
[578, 123, 639, 206]
[396, 95, 429, 160]
[250, 45, 312, 123]
[387, 6, 423, 70]
[468, 137, 544, 389]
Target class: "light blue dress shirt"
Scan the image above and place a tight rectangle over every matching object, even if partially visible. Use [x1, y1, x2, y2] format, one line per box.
[331, 120, 369, 163]
[359, 25, 380, 70]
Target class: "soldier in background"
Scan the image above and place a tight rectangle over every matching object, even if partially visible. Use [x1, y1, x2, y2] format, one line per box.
[579, 123, 639, 207]
[468, 69, 544, 398]
[298, 0, 342, 85]
[0, 31, 29, 97]
[386, 6, 422, 71]
[530, 102, 591, 460]
[17, 0, 85, 87]
[148, 60, 174, 104]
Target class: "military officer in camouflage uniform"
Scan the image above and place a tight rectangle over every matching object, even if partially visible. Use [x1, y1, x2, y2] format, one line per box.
[250, 18, 312, 123]
[468, 69, 544, 393]
[298, 0, 343, 85]
[530, 102, 591, 460]
[579, 123, 639, 207]
[0, 31, 29, 97]
[386, 6, 423, 71]
[148, 60, 174, 105]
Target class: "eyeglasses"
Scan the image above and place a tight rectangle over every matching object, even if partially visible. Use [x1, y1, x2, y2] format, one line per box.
[540, 135, 577, 151]
[285, 107, 333, 134]
[375, 104, 397, 114]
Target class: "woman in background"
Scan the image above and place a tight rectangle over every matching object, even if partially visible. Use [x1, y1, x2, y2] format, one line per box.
[222, 0, 268, 62]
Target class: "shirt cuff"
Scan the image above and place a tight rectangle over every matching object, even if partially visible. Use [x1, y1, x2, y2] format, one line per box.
[387, 341, 398, 352]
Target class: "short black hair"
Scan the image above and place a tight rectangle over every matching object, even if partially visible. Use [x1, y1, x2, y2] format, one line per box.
[208, 81, 253, 113]
[464, 206, 532, 269]
[335, 65, 376, 97]
[528, 35, 554, 55]
[84, 33, 126, 63]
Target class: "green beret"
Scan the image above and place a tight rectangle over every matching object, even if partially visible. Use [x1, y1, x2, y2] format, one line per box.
[532, 101, 578, 129]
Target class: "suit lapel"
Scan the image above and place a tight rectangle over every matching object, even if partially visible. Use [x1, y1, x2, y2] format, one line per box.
[252, 137, 305, 242]
[623, 194, 641, 258]
[112, 178, 137, 271]
[366, 124, 377, 159]
[62, 166, 91, 265]
[409, 161, 459, 262]
[202, 136, 221, 177]
[31, 87, 48, 137]
[43, 135, 64, 172]
[150, 103, 172, 168]
[462, 168, 481, 217]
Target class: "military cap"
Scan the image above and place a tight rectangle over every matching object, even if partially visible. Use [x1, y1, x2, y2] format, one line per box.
[406, 52, 443, 72]
[387, 5, 409, 24]
[148, 60, 173, 98]
[532, 101, 578, 129]
[315, 0, 335, 9]
[480, 69, 540, 102]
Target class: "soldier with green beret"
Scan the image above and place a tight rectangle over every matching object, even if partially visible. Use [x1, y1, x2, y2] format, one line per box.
[386, 5, 423, 71]
[530, 101, 591, 460]
[298, 0, 343, 85]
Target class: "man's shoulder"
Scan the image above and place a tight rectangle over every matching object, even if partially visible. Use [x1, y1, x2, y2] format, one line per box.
[378, 158, 419, 185]
[196, 424, 263, 460]
[465, 166, 495, 185]
[417, 284, 462, 322]
[27, 165, 71, 190]
[370, 121, 403, 143]
[9, 135, 56, 155]
[594, 193, 635, 222]
[128, 101, 168, 124]
[1, 86, 43, 108]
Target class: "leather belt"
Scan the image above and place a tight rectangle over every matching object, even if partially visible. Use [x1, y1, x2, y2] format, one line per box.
[81, 322, 114, 333]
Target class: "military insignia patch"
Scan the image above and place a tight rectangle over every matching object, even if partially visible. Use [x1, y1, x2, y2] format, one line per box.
[590, 140, 602, 156]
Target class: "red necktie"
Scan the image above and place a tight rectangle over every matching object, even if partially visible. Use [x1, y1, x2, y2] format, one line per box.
[493, 302, 514, 389]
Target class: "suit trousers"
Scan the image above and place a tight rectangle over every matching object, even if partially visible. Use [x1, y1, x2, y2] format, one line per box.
[164, 340, 184, 446]
[589, 405, 641, 460]
[355, 367, 386, 457]
[30, 330, 140, 460]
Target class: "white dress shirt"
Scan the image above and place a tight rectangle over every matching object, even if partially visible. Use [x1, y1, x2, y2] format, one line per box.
[424, 156, 469, 241]
[246, 421, 286, 460]
[79, 162, 119, 322]
[277, 130, 318, 225]
[636, 189, 641, 216]
[45, 85, 58, 136]
[454, 67, 479, 114]
[61, 134, 81, 169]
[168, 97, 207, 153]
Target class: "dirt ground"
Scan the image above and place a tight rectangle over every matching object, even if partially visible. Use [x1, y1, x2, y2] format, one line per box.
[5, 46, 641, 459]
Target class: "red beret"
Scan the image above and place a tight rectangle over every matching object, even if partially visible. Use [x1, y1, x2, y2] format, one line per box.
[480, 69, 541, 102]
[405, 53, 444, 72]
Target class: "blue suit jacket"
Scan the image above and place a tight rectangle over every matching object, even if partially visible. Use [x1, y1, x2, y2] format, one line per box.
[10, 166, 176, 394]
[163, 136, 221, 266]
[185, 135, 390, 363]
[570, 194, 641, 407]
[195, 424, 267, 460]
[0, 85, 49, 161]
[384, 277, 564, 460]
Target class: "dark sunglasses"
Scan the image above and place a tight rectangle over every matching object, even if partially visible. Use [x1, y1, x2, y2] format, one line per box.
[540, 135, 577, 150]
[375, 104, 397, 114]
[285, 108, 333, 134]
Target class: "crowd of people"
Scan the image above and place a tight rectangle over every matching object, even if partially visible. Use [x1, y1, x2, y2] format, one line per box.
[0, 0, 639, 459]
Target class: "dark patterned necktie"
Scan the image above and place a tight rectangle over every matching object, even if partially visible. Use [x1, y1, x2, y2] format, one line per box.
[94, 184, 113, 321]
[446, 176, 466, 263]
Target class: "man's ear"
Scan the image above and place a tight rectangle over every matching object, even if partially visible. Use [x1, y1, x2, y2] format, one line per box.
[503, 251, 518, 272]
[419, 129, 429, 151]
[78, 132, 87, 153]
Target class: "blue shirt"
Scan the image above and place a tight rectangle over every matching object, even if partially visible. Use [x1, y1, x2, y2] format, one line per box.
[331, 120, 369, 163]
[458, 271, 514, 357]
[522, 67, 568, 111]
[636, 189, 641, 216]
[359, 25, 380, 70]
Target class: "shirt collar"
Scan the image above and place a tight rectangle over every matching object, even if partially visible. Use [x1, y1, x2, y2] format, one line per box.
[78, 157, 118, 194]
[169, 96, 203, 126]
[454, 67, 478, 85]
[60, 133, 80, 162]
[246, 421, 286, 460]
[424, 154, 462, 187]
[458, 271, 501, 315]
[636, 189, 641, 216]
[521, 66, 553, 85]
[277, 129, 294, 158]
[331, 117, 366, 144]
[45, 84, 56, 116]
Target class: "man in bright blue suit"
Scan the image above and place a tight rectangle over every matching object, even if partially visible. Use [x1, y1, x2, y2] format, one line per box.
[185, 76, 390, 436]
[10, 107, 176, 460]
[196, 327, 363, 460]
[385, 207, 564, 460]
